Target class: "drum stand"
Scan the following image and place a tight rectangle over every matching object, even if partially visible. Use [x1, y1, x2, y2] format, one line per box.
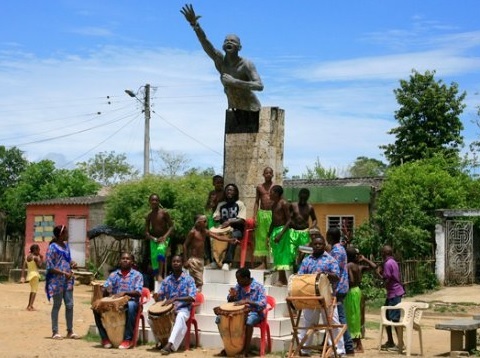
[286, 296, 346, 358]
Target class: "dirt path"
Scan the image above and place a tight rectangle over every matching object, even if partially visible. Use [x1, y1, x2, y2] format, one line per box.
[1, 281, 479, 357]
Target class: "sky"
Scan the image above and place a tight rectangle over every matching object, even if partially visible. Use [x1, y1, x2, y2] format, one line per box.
[1, 1, 480, 178]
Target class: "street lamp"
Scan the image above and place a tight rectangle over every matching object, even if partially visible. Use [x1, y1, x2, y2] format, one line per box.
[125, 84, 151, 176]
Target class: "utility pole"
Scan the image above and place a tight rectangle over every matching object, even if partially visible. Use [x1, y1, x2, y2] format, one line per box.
[144, 83, 151, 176]
[125, 84, 151, 176]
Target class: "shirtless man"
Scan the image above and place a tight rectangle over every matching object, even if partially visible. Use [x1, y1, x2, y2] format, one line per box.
[145, 193, 174, 282]
[183, 214, 237, 290]
[268, 185, 292, 286]
[181, 4, 264, 112]
[253, 167, 274, 269]
[345, 247, 377, 352]
[290, 188, 318, 268]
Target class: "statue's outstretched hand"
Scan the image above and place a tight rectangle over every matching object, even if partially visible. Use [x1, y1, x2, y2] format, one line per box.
[180, 4, 201, 27]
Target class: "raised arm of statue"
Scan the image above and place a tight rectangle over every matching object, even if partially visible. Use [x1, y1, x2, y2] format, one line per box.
[181, 3, 264, 112]
[181, 4, 223, 65]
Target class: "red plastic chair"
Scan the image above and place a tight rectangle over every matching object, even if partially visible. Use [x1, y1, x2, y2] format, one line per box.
[254, 295, 276, 356]
[184, 292, 205, 350]
[240, 218, 255, 268]
[132, 287, 151, 347]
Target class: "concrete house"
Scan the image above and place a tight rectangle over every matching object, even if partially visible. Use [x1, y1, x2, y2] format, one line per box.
[24, 196, 107, 267]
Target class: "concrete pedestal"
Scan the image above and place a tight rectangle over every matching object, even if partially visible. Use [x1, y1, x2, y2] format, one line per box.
[223, 107, 285, 214]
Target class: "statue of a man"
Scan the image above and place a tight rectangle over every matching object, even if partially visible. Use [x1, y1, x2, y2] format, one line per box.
[181, 4, 264, 112]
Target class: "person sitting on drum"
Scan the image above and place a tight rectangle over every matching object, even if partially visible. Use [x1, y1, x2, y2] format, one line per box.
[215, 267, 267, 357]
[297, 230, 343, 356]
[93, 252, 144, 349]
[213, 183, 247, 271]
[153, 254, 197, 355]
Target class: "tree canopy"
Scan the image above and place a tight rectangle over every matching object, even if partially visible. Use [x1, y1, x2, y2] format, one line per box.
[367, 155, 480, 259]
[1, 160, 100, 235]
[76, 151, 139, 186]
[0, 146, 28, 198]
[302, 157, 338, 179]
[347, 156, 387, 177]
[381, 70, 466, 166]
[104, 173, 212, 240]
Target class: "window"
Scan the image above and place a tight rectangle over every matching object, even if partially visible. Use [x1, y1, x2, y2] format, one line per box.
[327, 215, 355, 240]
[33, 215, 55, 242]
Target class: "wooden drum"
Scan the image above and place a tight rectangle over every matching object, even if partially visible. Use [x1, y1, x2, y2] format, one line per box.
[92, 296, 130, 348]
[287, 273, 333, 310]
[210, 226, 233, 267]
[148, 302, 175, 346]
[214, 302, 249, 357]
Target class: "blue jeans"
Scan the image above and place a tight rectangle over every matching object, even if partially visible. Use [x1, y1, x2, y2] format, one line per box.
[51, 289, 74, 335]
[94, 300, 139, 341]
[215, 311, 262, 326]
[337, 293, 354, 352]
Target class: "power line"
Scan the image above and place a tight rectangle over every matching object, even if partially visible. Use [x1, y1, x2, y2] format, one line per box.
[151, 110, 222, 156]
[61, 113, 142, 168]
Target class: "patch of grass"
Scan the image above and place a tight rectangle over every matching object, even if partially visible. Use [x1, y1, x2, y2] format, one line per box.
[365, 320, 380, 330]
[432, 303, 467, 314]
[365, 297, 385, 313]
[83, 331, 100, 342]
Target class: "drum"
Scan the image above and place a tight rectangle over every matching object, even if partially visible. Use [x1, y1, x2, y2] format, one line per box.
[92, 296, 130, 348]
[214, 302, 249, 357]
[287, 273, 333, 310]
[210, 226, 233, 267]
[90, 281, 106, 305]
[148, 302, 175, 346]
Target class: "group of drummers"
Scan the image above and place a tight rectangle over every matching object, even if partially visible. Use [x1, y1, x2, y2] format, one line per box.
[91, 227, 361, 357]
[91, 251, 267, 357]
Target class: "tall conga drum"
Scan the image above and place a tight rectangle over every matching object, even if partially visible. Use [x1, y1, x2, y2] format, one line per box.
[287, 273, 333, 310]
[148, 302, 175, 346]
[92, 296, 130, 348]
[210, 226, 233, 267]
[90, 281, 106, 305]
[214, 302, 249, 357]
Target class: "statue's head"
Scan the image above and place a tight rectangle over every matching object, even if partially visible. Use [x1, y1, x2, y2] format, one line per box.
[223, 34, 242, 53]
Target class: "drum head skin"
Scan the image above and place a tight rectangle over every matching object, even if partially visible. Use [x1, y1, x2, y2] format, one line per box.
[148, 302, 174, 314]
[210, 226, 233, 234]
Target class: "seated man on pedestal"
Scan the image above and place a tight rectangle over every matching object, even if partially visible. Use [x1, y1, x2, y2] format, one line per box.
[213, 183, 246, 271]
[93, 252, 143, 350]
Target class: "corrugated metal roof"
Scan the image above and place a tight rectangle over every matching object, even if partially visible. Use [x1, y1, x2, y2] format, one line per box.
[27, 196, 107, 206]
[284, 177, 383, 188]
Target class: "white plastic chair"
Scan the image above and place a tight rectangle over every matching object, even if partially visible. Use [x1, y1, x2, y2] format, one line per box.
[378, 301, 429, 356]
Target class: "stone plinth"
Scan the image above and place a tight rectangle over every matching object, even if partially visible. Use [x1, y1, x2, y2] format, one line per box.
[223, 107, 284, 215]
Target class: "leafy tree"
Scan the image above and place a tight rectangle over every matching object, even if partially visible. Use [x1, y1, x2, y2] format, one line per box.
[381, 70, 466, 166]
[1, 160, 100, 236]
[154, 149, 191, 177]
[373, 155, 472, 259]
[302, 157, 338, 179]
[76, 151, 139, 185]
[0, 146, 28, 198]
[348, 156, 387, 177]
[105, 173, 211, 240]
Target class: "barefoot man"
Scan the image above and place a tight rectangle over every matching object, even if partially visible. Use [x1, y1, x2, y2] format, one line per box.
[268, 185, 292, 286]
[145, 193, 174, 283]
[253, 167, 274, 269]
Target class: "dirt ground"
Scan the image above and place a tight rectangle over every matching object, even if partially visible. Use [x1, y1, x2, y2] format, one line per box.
[1, 281, 480, 358]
